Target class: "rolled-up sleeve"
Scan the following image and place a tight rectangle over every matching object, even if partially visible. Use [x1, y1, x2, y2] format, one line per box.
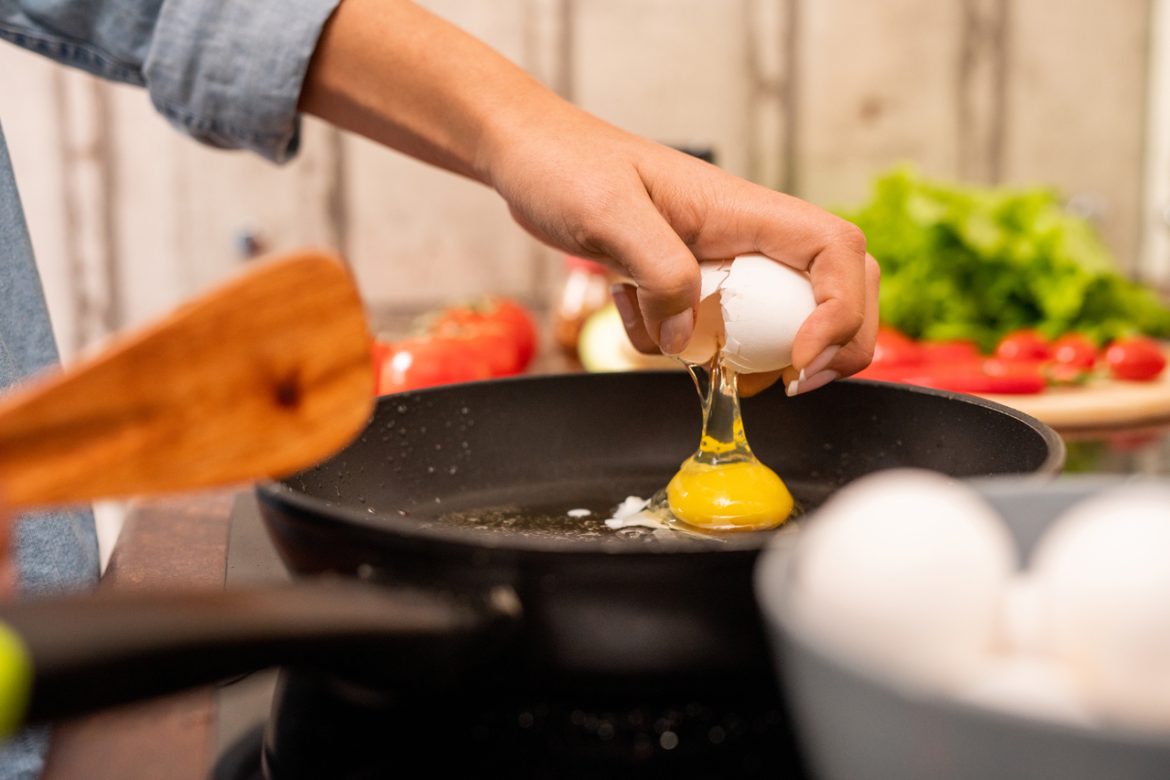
[0, 0, 341, 162]
[144, 0, 339, 162]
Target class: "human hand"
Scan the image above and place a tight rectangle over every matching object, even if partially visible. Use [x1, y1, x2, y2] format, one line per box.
[300, 0, 875, 397]
[482, 109, 878, 397]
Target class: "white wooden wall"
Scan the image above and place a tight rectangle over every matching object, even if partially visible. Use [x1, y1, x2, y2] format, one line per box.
[0, 0, 1162, 363]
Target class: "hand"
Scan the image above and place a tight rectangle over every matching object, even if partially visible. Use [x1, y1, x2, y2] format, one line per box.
[300, 0, 877, 396]
[484, 114, 878, 395]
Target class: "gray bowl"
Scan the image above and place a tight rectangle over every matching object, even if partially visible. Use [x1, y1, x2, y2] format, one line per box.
[755, 474, 1170, 780]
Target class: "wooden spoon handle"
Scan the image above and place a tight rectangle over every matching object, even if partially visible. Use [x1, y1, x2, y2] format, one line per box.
[0, 250, 374, 509]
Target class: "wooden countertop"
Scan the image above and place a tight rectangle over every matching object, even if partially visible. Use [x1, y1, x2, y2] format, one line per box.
[41, 491, 236, 780]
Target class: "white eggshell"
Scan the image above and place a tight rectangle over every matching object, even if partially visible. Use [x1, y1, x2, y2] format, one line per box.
[677, 254, 816, 372]
[789, 469, 1016, 692]
[1031, 485, 1170, 732]
[995, 574, 1047, 656]
[958, 656, 1096, 727]
[677, 261, 731, 366]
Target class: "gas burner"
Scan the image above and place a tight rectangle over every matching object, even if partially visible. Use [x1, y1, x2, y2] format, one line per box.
[213, 670, 808, 780]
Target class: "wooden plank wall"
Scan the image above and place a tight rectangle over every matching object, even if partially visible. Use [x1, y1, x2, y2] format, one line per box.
[0, 0, 1159, 364]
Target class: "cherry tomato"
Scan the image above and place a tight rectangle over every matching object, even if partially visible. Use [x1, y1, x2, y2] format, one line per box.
[920, 340, 981, 363]
[982, 358, 1045, 379]
[907, 364, 1046, 394]
[871, 327, 922, 368]
[489, 298, 539, 368]
[376, 336, 493, 394]
[431, 297, 539, 371]
[994, 329, 1052, 362]
[433, 320, 523, 377]
[1103, 336, 1167, 381]
[1050, 333, 1097, 370]
[856, 359, 1045, 394]
[371, 339, 393, 377]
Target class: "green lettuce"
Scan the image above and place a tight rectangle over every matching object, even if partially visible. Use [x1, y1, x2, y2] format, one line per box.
[836, 166, 1170, 351]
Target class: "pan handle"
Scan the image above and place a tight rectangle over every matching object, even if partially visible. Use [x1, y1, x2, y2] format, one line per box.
[0, 578, 520, 736]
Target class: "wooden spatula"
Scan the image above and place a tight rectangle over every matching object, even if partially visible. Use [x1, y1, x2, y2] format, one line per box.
[0, 250, 375, 509]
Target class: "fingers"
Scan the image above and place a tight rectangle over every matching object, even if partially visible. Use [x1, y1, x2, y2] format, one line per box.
[738, 369, 783, 398]
[609, 250, 880, 399]
[786, 225, 869, 374]
[610, 283, 660, 355]
[782, 253, 880, 396]
[594, 199, 701, 356]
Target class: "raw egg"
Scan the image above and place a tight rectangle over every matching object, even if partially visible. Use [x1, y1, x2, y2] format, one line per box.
[664, 254, 815, 532]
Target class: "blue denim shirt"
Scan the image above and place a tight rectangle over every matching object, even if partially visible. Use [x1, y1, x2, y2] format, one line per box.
[0, 1, 338, 776]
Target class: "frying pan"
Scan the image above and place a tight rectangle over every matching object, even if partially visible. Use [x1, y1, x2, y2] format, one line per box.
[0, 370, 1062, 739]
[257, 372, 1064, 690]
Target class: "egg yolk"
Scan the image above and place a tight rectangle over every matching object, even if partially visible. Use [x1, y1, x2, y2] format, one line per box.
[667, 459, 793, 530]
[666, 361, 795, 532]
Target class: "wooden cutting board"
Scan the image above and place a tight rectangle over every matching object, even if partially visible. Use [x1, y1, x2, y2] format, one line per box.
[977, 351, 1170, 430]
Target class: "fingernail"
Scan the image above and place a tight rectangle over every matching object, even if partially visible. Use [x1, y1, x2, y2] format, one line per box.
[611, 285, 640, 331]
[802, 345, 841, 378]
[792, 369, 839, 396]
[786, 379, 800, 397]
[658, 310, 694, 356]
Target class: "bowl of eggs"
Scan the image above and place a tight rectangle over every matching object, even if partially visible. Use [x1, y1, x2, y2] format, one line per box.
[755, 470, 1170, 780]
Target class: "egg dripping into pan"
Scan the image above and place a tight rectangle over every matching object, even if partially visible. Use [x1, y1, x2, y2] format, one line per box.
[661, 254, 818, 533]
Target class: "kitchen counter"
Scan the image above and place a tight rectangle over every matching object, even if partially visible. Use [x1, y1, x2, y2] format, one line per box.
[35, 400, 1170, 778]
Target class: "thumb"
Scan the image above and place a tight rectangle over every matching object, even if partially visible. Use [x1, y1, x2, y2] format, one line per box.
[602, 202, 700, 356]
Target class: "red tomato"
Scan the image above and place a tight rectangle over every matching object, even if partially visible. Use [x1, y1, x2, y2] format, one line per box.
[920, 340, 981, 363]
[431, 297, 538, 371]
[856, 359, 1045, 394]
[376, 336, 493, 394]
[433, 321, 523, 377]
[994, 329, 1052, 362]
[1050, 333, 1097, 370]
[371, 340, 393, 376]
[982, 358, 1045, 379]
[489, 298, 539, 368]
[1103, 336, 1167, 381]
[908, 363, 1046, 394]
[871, 327, 922, 368]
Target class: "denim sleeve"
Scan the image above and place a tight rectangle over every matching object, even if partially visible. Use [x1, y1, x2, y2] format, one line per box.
[0, 123, 102, 780]
[0, 0, 340, 163]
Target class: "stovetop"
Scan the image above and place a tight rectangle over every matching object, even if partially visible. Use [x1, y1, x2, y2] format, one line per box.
[210, 495, 810, 780]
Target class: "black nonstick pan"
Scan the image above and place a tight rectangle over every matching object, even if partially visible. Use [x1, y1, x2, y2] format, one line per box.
[0, 372, 1063, 738]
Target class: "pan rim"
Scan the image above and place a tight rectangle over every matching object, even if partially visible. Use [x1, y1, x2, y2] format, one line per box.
[256, 375, 1065, 557]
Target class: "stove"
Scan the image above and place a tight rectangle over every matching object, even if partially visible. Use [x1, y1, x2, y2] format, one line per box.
[210, 495, 811, 779]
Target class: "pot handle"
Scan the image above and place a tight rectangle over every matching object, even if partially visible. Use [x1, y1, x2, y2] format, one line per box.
[0, 578, 520, 736]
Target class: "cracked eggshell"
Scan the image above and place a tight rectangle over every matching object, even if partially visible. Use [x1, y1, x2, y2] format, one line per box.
[677, 254, 817, 373]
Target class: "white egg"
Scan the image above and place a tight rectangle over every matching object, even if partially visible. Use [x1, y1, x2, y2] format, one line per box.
[958, 655, 1096, 727]
[678, 254, 817, 373]
[1031, 484, 1170, 732]
[788, 468, 1016, 692]
[995, 574, 1047, 656]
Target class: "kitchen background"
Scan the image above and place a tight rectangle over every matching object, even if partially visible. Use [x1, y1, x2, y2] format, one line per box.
[1, 0, 1168, 562]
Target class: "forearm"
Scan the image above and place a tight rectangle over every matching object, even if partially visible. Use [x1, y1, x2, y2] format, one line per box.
[299, 0, 574, 184]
